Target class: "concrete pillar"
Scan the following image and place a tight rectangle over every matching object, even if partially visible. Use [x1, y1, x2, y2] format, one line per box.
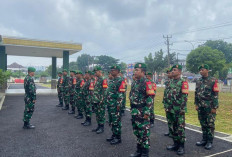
[51, 57, 57, 89]
[63, 50, 69, 71]
[0, 46, 6, 71]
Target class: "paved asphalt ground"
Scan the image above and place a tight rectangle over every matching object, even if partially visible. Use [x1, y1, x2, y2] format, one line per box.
[0, 95, 232, 157]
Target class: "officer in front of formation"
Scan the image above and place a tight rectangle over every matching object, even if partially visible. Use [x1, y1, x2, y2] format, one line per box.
[56, 72, 64, 107]
[129, 63, 155, 157]
[195, 64, 219, 150]
[165, 65, 189, 156]
[23, 67, 37, 129]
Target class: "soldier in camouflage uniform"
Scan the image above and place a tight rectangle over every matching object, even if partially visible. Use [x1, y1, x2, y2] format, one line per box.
[119, 72, 127, 116]
[62, 69, 71, 110]
[23, 67, 36, 129]
[106, 72, 114, 124]
[92, 66, 108, 134]
[75, 71, 85, 119]
[146, 72, 156, 128]
[195, 64, 219, 150]
[68, 70, 77, 114]
[129, 63, 155, 157]
[81, 71, 93, 126]
[56, 72, 64, 107]
[90, 72, 96, 113]
[166, 65, 188, 156]
[163, 68, 173, 137]
[106, 65, 125, 145]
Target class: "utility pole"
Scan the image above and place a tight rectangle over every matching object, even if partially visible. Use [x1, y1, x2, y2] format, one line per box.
[163, 35, 172, 67]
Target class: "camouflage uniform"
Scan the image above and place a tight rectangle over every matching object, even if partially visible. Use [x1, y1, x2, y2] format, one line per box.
[149, 79, 156, 124]
[23, 75, 36, 123]
[121, 77, 127, 115]
[195, 76, 219, 143]
[129, 77, 154, 149]
[165, 78, 188, 145]
[93, 76, 107, 126]
[107, 76, 124, 138]
[69, 76, 76, 111]
[57, 76, 64, 106]
[75, 78, 85, 116]
[62, 75, 71, 109]
[83, 78, 92, 120]
[163, 79, 173, 137]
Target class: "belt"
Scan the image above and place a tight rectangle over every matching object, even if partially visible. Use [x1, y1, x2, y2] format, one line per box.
[131, 103, 146, 108]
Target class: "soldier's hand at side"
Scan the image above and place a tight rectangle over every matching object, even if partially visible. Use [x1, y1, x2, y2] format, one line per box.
[144, 114, 149, 119]
[211, 109, 217, 114]
[195, 106, 199, 111]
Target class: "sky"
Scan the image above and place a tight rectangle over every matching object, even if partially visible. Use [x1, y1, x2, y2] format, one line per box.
[1, 0, 232, 67]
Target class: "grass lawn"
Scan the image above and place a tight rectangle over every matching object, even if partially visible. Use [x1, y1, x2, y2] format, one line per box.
[39, 83, 51, 88]
[126, 86, 232, 135]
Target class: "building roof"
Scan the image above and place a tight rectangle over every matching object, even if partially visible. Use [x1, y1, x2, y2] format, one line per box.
[7, 62, 24, 68]
[0, 36, 82, 58]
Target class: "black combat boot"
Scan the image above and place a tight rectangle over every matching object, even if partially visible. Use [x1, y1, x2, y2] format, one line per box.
[177, 143, 185, 155]
[56, 103, 63, 107]
[196, 140, 207, 146]
[166, 141, 179, 151]
[23, 122, 35, 129]
[205, 142, 213, 150]
[130, 144, 142, 157]
[110, 135, 121, 145]
[150, 120, 154, 128]
[76, 114, 83, 119]
[96, 125, 104, 134]
[164, 132, 170, 136]
[68, 107, 75, 114]
[92, 124, 100, 132]
[106, 134, 115, 142]
[62, 105, 69, 110]
[83, 117, 91, 126]
[141, 148, 149, 157]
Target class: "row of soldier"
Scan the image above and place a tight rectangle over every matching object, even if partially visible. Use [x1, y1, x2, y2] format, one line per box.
[23, 63, 219, 157]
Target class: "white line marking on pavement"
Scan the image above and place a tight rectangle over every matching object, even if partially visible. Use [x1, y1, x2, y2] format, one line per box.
[204, 149, 232, 157]
[0, 95, 5, 110]
[125, 108, 232, 143]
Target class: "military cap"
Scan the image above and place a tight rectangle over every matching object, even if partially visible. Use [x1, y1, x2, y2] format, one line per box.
[62, 69, 68, 72]
[76, 71, 83, 75]
[171, 64, 182, 71]
[58, 72, 62, 74]
[70, 70, 76, 74]
[93, 66, 102, 71]
[166, 67, 172, 73]
[28, 67, 36, 72]
[198, 64, 209, 71]
[146, 72, 152, 76]
[85, 71, 92, 74]
[110, 65, 120, 71]
[134, 63, 147, 69]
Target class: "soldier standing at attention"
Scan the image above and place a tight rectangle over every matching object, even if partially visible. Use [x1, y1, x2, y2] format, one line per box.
[81, 71, 93, 126]
[106, 71, 114, 124]
[195, 64, 219, 150]
[91, 72, 97, 113]
[92, 66, 108, 134]
[56, 72, 64, 107]
[62, 69, 71, 110]
[166, 65, 188, 156]
[163, 68, 173, 137]
[23, 67, 36, 129]
[119, 72, 127, 116]
[146, 72, 156, 128]
[106, 65, 125, 145]
[75, 71, 85, 119]
[68, 71, 77, 114]
[129, 63, 155, 157]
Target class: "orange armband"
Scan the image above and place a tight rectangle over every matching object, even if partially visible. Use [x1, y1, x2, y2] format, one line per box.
[146, 81, 155, 95]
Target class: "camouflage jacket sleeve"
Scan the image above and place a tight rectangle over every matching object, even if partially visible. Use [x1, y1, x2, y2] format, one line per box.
[194, 81, 199, 105]
[212, 79, 219, 109]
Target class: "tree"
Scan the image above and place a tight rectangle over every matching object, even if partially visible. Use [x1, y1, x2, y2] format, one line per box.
[0, 69, 10, 86]
[119, 62, 127, 73]
[69, 61, 78, 71]
[203, 40, 232, 63]
[186, 46, 226, 78]
[95, 55, 119, 72]
[77, 54, 94, 72]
